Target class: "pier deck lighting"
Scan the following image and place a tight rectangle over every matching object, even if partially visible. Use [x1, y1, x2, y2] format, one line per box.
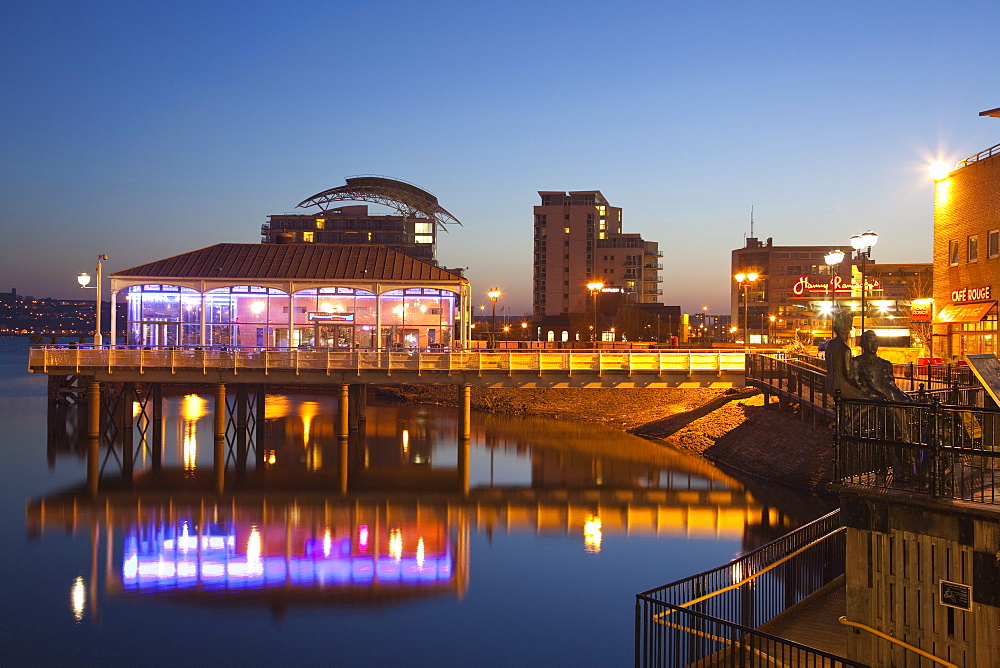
[850, 231, 879, 334]
[587, 282, 604, 343]
[77, 254, 108, 346]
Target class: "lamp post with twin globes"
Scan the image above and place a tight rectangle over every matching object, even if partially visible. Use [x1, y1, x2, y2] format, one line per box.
[850, 231, 879, 335]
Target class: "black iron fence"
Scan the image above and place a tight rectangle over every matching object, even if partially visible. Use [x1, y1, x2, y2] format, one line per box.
[636, 510, 861, 666]
[836, 396, 1000, 503]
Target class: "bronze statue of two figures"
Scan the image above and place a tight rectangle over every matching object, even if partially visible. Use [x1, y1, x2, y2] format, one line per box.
[824, 311, 925, 485]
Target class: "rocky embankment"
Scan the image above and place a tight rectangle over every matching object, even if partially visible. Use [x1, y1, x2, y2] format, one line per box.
[374, 385, 834, 491]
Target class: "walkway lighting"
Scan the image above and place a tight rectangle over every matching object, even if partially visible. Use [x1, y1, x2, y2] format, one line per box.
[487, 288, 501, 349]
[587, 282, 604, 343]
[734, 272, 758, 345]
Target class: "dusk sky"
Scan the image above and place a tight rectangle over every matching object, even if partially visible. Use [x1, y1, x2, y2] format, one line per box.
[2, 1, 997, 314]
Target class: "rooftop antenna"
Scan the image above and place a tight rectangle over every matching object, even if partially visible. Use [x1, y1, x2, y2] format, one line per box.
[750, 206, 755, 238]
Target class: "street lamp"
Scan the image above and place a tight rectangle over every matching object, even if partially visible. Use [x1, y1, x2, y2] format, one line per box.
[487, 288, 501, 349]
[77, 254, 108, 346]
[734, 272, 758, 345]
[587, 281, 604, 344]
[824, 248, 845, 319]
[850, 231, 879, 335]
[769, 314, 776, 344]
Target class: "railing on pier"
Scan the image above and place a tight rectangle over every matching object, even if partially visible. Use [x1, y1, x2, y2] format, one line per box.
[635, 509, 859, 666]
[28, 344, 751, 377]
[835, 396, 1000, 504]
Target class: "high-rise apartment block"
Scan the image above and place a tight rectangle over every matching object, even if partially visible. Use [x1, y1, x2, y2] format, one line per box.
[532, 191, 662, 317]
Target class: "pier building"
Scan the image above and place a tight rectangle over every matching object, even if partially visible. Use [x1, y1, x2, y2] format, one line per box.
[109, 243, 471, 350]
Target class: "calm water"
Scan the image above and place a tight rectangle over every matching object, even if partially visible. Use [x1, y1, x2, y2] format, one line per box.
[0, 337, 831, 666]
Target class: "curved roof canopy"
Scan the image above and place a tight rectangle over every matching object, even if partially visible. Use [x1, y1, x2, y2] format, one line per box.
[297, 176, 461, 231]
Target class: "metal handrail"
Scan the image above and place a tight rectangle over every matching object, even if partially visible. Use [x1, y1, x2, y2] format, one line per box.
[838, 616, 957, 667]
[958, 142, 1000, 167]
[637, 510, 857, 666]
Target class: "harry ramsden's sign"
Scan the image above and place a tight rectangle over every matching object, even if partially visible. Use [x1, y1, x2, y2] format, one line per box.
[951, 286, 992, 303]
[792, 275, 882, 297]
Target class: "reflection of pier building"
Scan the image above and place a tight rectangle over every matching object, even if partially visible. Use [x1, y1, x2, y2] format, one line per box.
[30, 392, 816, 620]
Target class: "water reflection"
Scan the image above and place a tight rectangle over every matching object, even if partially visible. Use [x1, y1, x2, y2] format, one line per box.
[32, 391, 828, 620]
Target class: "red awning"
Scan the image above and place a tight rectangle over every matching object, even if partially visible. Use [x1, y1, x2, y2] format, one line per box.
[934, 301, 996, 324]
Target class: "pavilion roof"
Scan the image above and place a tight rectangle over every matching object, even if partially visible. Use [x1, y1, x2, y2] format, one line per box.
[111, 243, 464, 283]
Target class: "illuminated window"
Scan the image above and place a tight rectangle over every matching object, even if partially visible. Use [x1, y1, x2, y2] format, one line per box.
[303, 231, 314, 242]
[564, 227, 570, 234]
[414, 222, 433, 234]
[315, 218, 325, 229]
[415, 235, 432, 244]
[949, 240, 959, 266]
[967, 235, 978, 263]
[988, 230, 999, 259]
[599, 232, 606, 240]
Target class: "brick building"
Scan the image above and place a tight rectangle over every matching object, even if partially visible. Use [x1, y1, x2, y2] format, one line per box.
[732, 237, 931, 345]
[931, 108, 999, 360]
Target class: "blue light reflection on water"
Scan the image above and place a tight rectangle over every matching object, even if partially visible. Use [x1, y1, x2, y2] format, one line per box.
[0, 338, 825, 665]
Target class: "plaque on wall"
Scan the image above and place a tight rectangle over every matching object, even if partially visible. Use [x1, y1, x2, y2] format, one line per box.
[940, 580, 972, 611]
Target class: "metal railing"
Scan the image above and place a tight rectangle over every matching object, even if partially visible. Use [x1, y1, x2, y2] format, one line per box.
[835, 396, 1000, 504]
[957, 142, 1000, 167]
[746, 352, 836, 417]
[746, 354, 985, 419]
[636, 510, 859, 666]
[28, 344, 751, 377]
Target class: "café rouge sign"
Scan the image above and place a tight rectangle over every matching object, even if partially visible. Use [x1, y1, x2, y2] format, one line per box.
[792, 275, 882, 296]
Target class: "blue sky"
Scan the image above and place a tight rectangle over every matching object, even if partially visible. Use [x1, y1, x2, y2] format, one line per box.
[2, 0, 997, 314]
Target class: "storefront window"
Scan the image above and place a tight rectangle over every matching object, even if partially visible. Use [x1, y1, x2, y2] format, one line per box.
[380, 288, 458, 349]
[126, 285, 201, 347]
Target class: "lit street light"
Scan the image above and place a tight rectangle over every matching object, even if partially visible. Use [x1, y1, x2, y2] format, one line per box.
[77, 253, 108, 346]
[734, 272, 758, 345]
[850, 231, 879, 335]
[587, 281, 604, 344]
[487, 288, 501, 349]
[824, 249, 845, 317]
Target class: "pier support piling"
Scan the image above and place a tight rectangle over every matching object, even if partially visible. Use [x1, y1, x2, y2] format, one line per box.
[338, 384, 350, 440]
[214, 383, 226, 495]
[87, 380, 101, 497]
